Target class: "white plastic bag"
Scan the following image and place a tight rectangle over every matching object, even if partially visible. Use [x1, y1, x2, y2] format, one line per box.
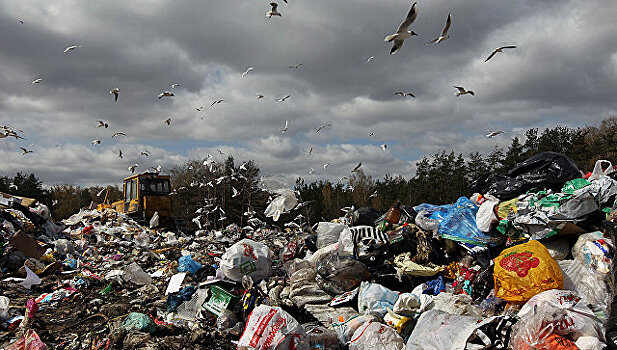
[393, 284, 433, 314]
[264, 189, 298, 222]
[316, 222, 347, 249]
[572, 231, 613, 274]
[357, 282, 399, 317]
[560, 260, 612, 315]
[220, 239, 273, 282]
[0, 296, 10, 321]
[589, 159, 614, 180]
[332, 314, 378, 344]
[428, 292, 482, 317]
[475, 194, 499, 232]
[149, 211, 159, 228]
[238, 305, 309, 350]
[20, 265, 41, 290]
[349, 321, 405, 350]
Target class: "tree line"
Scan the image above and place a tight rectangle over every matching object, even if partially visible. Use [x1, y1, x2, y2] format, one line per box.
[2, 117, 617, 228]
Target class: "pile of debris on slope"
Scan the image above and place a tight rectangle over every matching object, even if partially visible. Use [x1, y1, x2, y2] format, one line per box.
[2, 152, 617, 349]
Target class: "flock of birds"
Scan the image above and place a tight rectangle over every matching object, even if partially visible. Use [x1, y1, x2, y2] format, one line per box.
[2, 1, 520, 208]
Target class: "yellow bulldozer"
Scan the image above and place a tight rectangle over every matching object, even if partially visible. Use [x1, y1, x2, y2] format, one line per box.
[98, 172, 174, 228]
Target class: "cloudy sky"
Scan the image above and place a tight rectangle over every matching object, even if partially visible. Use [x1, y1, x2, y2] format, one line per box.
[1, 0, 616, 187]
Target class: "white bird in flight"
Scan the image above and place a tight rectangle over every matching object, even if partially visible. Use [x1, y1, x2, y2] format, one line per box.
[486, 130, 506, 138]
[368, 132, 374, 138]
[367, 56, 375, 62]
[129, 164, 139, 173]
[256, 93, 264, 99]
[308, 168, 316, 174]
[211, 99, 226, 106]
[20, 147, 33, 155]
[112, 132, 126, 138]
[140, 150, 150, 156]
[158, 91, 174, 99]
[426, 13, 452, 45]
[241, 67, 254, 78]
[307, 147, 313, 156]
[381, 144, 388, 151]
[63, 45, 82, 53]
[369, 190, 378, 198]
[280, 120, 288, 133]
[164, 117, 172, 125]
[118, 149, 123, 158]
[110, 88, 119, 102]
[384, 2, 419, 55]
[394, 91, 415, 97]
[266, 2, 282, 18]
[277, 94, 291, 102]
[171, 83, 181, 88]
[30, 78, 42, 85]
[316, 123, 331, 133]
[351, 162, 363, 173]
[232, 187, 239, 197]
[97, 120, 109, 129]
[323, 163, 329, 172]
[454, 86, 474, 96]
[288, 63, 303, 69]
[485, 46, 517, 62]
[92, 139, 101, 145]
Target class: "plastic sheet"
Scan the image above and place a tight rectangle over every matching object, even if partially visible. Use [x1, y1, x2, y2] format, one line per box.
[314, 251, 371, 295]
[316, 222, 346, 249]
[438, 197, 500, 246]
[177, 255, 203, 274]
[121, 312, 157, 333]
[122, 262, 153, 285]
[357, 282, 399, 317]
[0, 296, 9, 321]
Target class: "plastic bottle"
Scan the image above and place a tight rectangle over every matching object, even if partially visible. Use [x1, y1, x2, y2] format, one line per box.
[384, 201, 402, 225]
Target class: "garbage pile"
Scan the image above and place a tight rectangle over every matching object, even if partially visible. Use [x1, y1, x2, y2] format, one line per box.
[2, 152, 617, 349]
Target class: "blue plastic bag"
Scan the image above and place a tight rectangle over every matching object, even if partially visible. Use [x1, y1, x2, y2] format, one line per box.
[166, 285, 197, 312]
[437, 197, 499, 246]
[178, 255, 203, 274]
[423, 276, 445, 296]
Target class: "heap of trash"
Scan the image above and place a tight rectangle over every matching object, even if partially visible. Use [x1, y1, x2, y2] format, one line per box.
[2, 151, 617, 349]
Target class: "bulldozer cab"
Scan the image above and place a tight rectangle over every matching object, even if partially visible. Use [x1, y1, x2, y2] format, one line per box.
[116, 172, 172, 223]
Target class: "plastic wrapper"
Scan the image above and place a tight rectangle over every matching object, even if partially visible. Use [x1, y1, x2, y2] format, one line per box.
[306, 325, 342, 350]
[121, 312, 157, 333]
[393, 284, 433, 314]
[428, 292, 482, 317]
[349, 321, 405, 350]
[316, 222, 347, 249]
[0, 296, 9, 321]
[414, 209, 440, 232]
[493, 240, 563, 302]
[149, 211, 159, 228]
[393, 252, 443, 277]
[264, 189, 298, 222]
[237, 305, 309, 350]
[405, 310, 495, 350]
[314, 251, 371, 295]
[357, 281, 399, 317]
[220, 239, 273, 282]
[177, 255, 203, 274]
[560, 260, 612, 315]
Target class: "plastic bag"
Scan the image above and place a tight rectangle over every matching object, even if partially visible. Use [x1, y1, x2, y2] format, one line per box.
[264, 189, 298, 222]
[589, 159, 614, 180]
[177, 255, 203, 274]
[120, 312, 157, 333]
[428, 293, 482, 317]
[315, 251, 371, 295]
[349, 321, 405, 350]
[393, 284, 433, 314]
[306, 325, 342, 350]
[572, 231, 613, 274]
[149, 211, 159, 228]
[357, 282, 399, 317]
[405, 310, 495, 350]
[0, 296, 9, 321]
[4, 329, 48, 350]
[220, 239, 273, 282]
[122, 262, 153, 285]
[438, 197, 500, 246]
[237, 305, 309, 350]
[493, 240, 563, 302]
[476, 194, 499, 232]
[316, 222, 346, 249]
[560, 260, 612, 314]
[332, 314, 379, 344]
[393, 252, 443, 277]
[517, 289, 605, 341]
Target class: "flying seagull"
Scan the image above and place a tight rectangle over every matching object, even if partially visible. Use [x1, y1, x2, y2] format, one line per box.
[92, 139, 101, 145]
[256, 93, 264, 99]
[97, 120, 109, 128]
[394, 91, 415, 97]
[151, 164, 162, 173]
[211, 99, 226, 106]
[308, 168, 316, 174]
[323, 163, 329, 172]
[277, 94, 290, 102]
[140, 150, 150, 156]
[316, 124, 331, 133]
[118, 149, 123, 158]
[384, 2, 419, 55]
[381, 144, 388, 151]
[288, 63, 303, 69]
[266, 2, 281, 18]
[232, 187, 239, 197]
[485, 45, 517, 62]
[454, 86, 474, 96]
[19, 147, 33, 155]
[486, 130, 507, 138]
[425, 13, 452, 45]
[280, 120, 288, 133]
[158, 91, 174, 99]
[110, 88, 119, 102]
[307, 147, 313, 156]
[369, 190, 378, 198]
[351, 162, 363, 173]
[368, 132, 374, 138]
[217, 148, 224, 155]
[112, 132, 126, 138]
[367, 56, 375, 62]
[241, 67, 254, 78]
[63, 45, 82, 53]
[129, 164, 139, 173]
[30, 78, 42, 85]
[171, 83, 181, 88]
[164, 117, 172, 125]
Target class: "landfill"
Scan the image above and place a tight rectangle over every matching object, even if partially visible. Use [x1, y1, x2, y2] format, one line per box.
[2, 152, 617, 349]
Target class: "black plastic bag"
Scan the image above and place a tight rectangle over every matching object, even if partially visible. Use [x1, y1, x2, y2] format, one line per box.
[470, 152, 581, 200]
[352, 207, 382, 226]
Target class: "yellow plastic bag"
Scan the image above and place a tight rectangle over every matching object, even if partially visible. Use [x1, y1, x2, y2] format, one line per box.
[494, 240, 563, 302]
